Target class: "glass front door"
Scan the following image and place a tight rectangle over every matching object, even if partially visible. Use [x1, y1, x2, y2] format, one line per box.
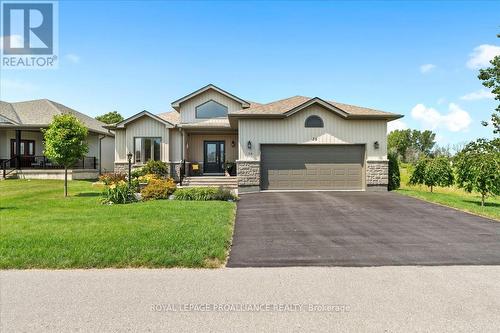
[203, 141, 225, 173]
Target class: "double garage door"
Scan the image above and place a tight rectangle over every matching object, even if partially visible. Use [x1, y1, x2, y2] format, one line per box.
[261, 144, 365, 190]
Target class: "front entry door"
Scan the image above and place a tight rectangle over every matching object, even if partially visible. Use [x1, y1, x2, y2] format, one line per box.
[204, 141, 225, 173]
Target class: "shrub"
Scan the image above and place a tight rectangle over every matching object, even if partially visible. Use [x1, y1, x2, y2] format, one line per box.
[143, 160, 169, 178]
[140, 178, 176, 201]
[388, 152, 400, 191]
[409, 156, 454, 192]
[138, 173, 159, 184]
[131, 167, 146, 179]
[99, 172, 127, 185]
[174, 187, 237, 201]
[101, 182, 137, 204]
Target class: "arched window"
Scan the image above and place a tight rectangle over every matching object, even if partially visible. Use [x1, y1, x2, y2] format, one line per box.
[195, 100, 228, 118]
[305, 115, 324, 128]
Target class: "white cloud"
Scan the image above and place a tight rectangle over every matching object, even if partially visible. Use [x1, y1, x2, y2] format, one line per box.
[411, 103, 471, 132]
[0, 78, 38, 92]
[420, 64, 436, 74]
[460, 89, 494, 101]
[65, 53, 81, 64]
[466, 44, 500, 69]
[0, 34, 23, 50]
[387, 119, 408, 133]
[437, 97, 447, 105]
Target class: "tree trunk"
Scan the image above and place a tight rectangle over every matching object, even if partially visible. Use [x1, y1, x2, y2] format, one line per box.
[481, 193, 485, 207]
[430, 185, 433, 193]
[64, 166, 68, 197]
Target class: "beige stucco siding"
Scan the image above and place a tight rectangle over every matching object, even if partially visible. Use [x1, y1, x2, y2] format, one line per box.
[114, 116, 170, 163]
[238, 104, 387, 161]
[179, 89, 245, 123]
[100, 136, 115, 172]
[187, 133, 238, 163]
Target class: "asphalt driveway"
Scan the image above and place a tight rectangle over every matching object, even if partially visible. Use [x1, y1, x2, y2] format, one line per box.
[227, 192, 500, 267]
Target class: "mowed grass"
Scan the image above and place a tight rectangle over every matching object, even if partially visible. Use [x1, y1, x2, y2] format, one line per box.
[395, 164, 499, 221]
[0, 180, 236, 269]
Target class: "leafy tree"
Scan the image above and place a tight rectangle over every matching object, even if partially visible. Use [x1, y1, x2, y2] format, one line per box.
[43, 115, 88, 197]
[95, 111, 124, 124]
[388, 129, 436, 162]
[478, 33, 500, 134]
[454, 138, 500, 206]
[409, 156, 454, 192]
[388, 129, 412, 160]
[387, 151, 400, 191]
[413, 130, 436, 156]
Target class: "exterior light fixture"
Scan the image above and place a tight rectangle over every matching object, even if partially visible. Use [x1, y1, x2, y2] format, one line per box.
[247, 141, 252, 150]
[127, 152, 133, 186]
[231, 140, 235, 147]
[374, 141, 380, 150]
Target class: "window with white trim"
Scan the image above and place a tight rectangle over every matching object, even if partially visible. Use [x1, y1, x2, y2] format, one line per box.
[134, 137, 161, 163]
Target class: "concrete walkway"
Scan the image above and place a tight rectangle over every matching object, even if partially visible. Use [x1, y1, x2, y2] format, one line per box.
[2, 266, 499, 332]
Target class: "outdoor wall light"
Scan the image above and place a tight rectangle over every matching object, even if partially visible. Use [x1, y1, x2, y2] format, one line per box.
[231, 140, 235, 147]
[247, 141, 252, 150]
[374, 141, 380, 150]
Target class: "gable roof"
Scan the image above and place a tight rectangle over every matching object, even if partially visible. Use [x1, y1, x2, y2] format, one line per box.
[0, 99, 112, 135]
[229, 95, 402, 120]
[171, 84, 251, 110]
[112, 110, 175, 129]
[157, 111, 180, 125]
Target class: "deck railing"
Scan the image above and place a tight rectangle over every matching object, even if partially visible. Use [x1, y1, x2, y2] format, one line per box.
[2, 156, 97, 173]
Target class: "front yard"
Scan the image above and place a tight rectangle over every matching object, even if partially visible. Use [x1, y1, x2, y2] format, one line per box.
[395, 164, 499, 221]
[0, 180, 236, 269]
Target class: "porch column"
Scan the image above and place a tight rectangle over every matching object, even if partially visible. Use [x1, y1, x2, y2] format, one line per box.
[181, 129, 188, 177]
[15, 129, 21, 168]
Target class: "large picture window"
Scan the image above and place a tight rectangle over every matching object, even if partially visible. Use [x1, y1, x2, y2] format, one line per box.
[195, 100, 228, 118]
[134, 137, 161, 163]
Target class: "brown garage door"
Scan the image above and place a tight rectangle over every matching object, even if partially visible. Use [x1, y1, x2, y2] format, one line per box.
[261, 145, 365, 190]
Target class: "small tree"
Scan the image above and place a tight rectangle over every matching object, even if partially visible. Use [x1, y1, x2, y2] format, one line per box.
[409, 156, 454, 192]
[95, 111, 124, 124]
[454, 138, 500, 206]
[43, 115, 88, 197]
[387, 151, 400, 191]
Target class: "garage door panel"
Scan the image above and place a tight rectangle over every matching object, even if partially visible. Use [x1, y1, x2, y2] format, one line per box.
[261, 145, 364, 190]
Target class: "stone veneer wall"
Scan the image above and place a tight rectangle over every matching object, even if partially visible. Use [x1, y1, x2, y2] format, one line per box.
[115, 162, 183, 181]
[366, 160, 388, 191]
[170, 162, 182, 181]
[114, 162, 129, 174]
[237, 160, 260, 192]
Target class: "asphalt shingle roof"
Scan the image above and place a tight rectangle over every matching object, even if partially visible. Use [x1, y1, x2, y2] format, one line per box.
[231, 95, 400, 118]
[0, 99, 111, 135]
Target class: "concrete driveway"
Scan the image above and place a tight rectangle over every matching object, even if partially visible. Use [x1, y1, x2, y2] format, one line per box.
[227, 192, 500, 267]
[2, 267, 500, 332]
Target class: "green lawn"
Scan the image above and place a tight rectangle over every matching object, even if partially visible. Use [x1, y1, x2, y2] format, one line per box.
[0, 179, 236, 269]
[395, 164, 499, 221]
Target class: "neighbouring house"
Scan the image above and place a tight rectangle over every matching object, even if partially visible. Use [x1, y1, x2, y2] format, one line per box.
[110, 84, 403, 193]
[0, 99, 114, 179]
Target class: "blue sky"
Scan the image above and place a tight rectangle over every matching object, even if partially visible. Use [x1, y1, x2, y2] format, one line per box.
[1, 0, 499, 146]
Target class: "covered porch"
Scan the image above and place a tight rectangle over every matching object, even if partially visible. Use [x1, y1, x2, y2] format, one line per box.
[1, 128, 100, 179]
[180, 129, 238, 177]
